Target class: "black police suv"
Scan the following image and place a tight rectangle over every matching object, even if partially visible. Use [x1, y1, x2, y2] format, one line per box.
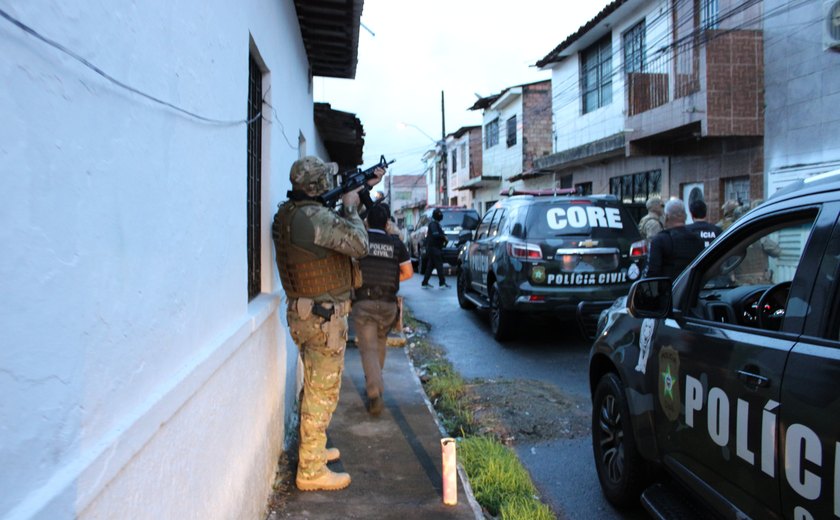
[408, 206, 480, 272]
[589, 170, 840, 519]
[456, 191, 646, 341]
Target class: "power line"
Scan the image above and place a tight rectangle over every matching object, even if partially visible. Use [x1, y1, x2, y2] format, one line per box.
[0, 7, 258, 126]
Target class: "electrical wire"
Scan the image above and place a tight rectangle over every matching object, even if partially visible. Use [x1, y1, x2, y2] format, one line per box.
[0, 7, 259, 126]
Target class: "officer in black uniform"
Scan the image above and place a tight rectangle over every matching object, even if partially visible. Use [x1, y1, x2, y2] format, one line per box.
[645, 199, 706, 281]
[350, 204, 413, 416]
[421, 208, 449, 288]
[685, 199, 722, 248]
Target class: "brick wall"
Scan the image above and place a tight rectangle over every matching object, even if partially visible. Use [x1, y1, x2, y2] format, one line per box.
[670, 138, 763, 222]
[468, 127, 483, 179]
[705, 30, 764, 136]
[522, 81, 552, 172]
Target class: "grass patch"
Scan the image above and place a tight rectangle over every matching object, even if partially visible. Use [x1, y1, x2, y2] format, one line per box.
[459, 437, 553, 520]
[403, 310, 556, 520]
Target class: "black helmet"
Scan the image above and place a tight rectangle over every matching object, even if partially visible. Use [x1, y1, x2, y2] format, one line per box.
[432, 208, 443, 221]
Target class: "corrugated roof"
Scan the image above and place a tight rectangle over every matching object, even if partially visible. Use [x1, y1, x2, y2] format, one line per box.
[535, 0, 628, 68]
[294, 0, 364, 79]
[314, 103, 365, 169]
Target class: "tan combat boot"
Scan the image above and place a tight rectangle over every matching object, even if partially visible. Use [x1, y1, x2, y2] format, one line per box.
[296, 469, 351, 491]
[325, 447, 340, 462]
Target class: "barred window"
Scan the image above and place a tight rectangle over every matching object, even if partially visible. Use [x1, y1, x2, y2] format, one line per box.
[247, 54, 263, 300]
[506, 115, 517, 147]
[701, 0, 719, 29]
[581, 35, 613, 114]
[485, 118, 499, 148]
[623, 21, 646, 73]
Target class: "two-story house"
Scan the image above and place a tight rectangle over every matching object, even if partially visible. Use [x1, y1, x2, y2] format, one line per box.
[467, 80, 553, 214]
[535, 0, 764, 222]
[387, 173, 427, 231]
[1, 1, 365, 518]
[446, 125, 482, 209]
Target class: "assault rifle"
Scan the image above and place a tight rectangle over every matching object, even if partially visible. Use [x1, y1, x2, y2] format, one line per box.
[317, 155, 395, 213]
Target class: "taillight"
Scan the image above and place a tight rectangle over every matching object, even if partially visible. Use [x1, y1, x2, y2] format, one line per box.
[507, 241, 542, 259]
[630, 240, 647, 258]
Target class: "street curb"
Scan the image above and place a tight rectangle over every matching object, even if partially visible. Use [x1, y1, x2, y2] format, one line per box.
[404, 345, 485, 520]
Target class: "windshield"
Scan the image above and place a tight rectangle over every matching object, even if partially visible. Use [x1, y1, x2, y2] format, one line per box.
[439, 210, 479, 229]
[525, 201, 640, 239]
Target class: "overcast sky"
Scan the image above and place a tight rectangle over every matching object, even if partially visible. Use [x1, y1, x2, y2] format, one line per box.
[314, 0, 613, 179]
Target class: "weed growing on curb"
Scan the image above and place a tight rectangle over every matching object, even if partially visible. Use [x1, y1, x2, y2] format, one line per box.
[402, 310, 556, 520]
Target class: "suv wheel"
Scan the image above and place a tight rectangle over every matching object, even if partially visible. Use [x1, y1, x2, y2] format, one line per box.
[489, 281, 513, 341]
[592, 372, 651, 508]
[457, 268, 475, 310]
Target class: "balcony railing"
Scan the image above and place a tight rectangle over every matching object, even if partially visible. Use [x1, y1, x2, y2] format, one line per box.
[627, 40, 699, 116]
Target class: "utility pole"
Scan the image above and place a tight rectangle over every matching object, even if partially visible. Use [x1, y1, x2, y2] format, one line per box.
[440, 90, 447, 205]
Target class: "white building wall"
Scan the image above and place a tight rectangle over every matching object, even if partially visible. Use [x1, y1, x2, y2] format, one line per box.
[0, 0, 320, 518]
[448, 134, 473, 208]
[764, 0, 840, 194]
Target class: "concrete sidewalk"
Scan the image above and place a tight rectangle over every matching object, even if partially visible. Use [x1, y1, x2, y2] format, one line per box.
[276, 343, 482, 519]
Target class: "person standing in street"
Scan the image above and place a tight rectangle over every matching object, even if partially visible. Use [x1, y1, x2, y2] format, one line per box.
[351, 204, 413, 416]
[685, 199, 722, 248]
[644, 199, 705, 281]
[272, 156, 383, 492]
[638, 197, 665, 242]
[421, 208, 449, 288]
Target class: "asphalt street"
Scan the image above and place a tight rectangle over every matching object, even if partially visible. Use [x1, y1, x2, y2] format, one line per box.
[400, 272, 647, 520]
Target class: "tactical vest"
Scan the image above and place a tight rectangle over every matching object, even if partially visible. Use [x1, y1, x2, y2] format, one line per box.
[355, 231, 399, 302]
[272, 200, 354, 299]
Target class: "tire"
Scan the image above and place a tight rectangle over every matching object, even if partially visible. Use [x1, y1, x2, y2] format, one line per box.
[592, 372, 651, 508]
[489, 281, 514, 341]
[457, 268, 475, 310]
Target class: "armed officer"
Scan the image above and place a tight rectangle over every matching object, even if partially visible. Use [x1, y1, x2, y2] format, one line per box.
[638, 197, 665, 242]
[351, 204, 413, 416]
[272, 156, 383, 492]
[645, 199, 705, 281]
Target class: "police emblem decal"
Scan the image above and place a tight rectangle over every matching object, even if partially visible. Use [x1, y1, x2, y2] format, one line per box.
[628, 263, 640, 281]
[658, 346, 681, 421]
[634, 318, 656, 374]
[530, 266, 547, 284]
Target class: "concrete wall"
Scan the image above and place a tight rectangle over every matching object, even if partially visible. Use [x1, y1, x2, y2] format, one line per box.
[0, 0, 323, 517]
[764, 0, 840, 194]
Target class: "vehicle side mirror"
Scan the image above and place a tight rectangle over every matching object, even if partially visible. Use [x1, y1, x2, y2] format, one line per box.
[462, 214, 479, 230]
[627, 278, 672, 319]
[458, 229, 472, 244]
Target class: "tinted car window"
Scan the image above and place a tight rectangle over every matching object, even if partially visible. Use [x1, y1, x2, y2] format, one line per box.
[475, 210, 495, 240]
[488, 209, 505, 237]
[525, 200, 638, 239]
[439, 211, 478, 228]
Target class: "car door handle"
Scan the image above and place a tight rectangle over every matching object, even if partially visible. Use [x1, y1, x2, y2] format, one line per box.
[736, 370, 770, 388]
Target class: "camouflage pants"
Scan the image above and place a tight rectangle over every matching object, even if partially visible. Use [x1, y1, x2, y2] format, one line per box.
[287, 298, 351, 479]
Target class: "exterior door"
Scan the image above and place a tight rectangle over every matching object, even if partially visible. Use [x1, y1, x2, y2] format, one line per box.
[779, 208, 840, 520]
[651, 207, 826, 518]
[682, 182, 704, 224]
[468, 209, 496, 295]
